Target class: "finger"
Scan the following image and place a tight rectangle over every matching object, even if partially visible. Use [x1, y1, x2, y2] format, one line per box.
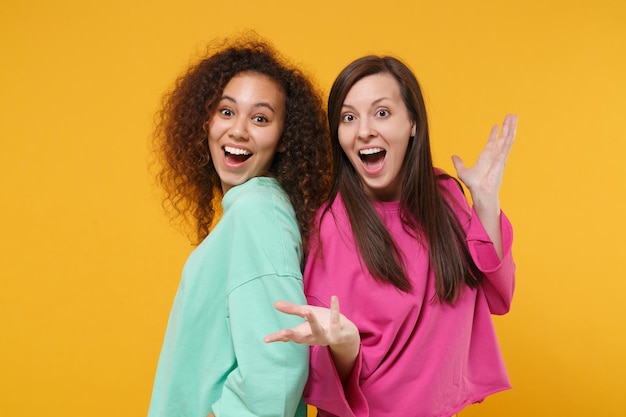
[303, 309, 326, 337]
[499, 114, 518, 159]
[498, 116, 511, 141]
[451, 155, 465, 176]
[273, 301, 305, 316]
[487, 124, 499, 146]
[504, 114, 518, 141]
[303, 308, 321, 328]
[330, 295, 340, 329]
[263, 333, 283, 343]
[264, 329, 293, 343]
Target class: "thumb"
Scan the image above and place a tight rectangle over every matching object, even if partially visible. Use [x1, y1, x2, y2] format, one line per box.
[451, 155, 465, 175]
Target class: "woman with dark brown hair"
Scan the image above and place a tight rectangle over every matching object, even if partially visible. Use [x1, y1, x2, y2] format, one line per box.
[266, 55, 517, 417]
[147, 34, 331, 417]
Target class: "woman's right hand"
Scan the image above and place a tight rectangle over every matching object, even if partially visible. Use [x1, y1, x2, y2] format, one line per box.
[264, 295, 359, 348]
[264, 296, 360, 383]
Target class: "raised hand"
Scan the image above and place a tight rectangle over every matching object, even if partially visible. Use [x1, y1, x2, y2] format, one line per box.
[451, 114, 518, 259]
[451, 114, 517, 203]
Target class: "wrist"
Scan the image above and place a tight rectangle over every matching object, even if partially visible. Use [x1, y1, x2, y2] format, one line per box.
[330, 323, 360, 356]
[470, 191, 500, 214]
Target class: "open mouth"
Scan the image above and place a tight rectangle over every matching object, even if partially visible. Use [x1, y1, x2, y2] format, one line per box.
[224, 145, 252, 163]
[359, 147, 386, 169]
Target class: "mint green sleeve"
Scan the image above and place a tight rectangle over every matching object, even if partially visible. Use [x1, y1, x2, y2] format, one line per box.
[210, 184, 308, 417]
[212, 275, 308, 417]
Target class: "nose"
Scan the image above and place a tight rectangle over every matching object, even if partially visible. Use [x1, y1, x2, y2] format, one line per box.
[228, 115, 249, 140]
[357, 118, 375, 140]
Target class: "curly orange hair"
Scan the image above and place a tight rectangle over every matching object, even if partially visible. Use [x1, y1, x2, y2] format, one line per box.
[153, 34, 331, 245]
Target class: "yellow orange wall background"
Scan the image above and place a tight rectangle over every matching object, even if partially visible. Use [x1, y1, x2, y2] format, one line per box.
[1, 1, 625, 416]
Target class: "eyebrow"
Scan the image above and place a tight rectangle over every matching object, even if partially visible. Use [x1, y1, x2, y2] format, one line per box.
[342, 97, 391, 110]
[220, 95, 276, 113]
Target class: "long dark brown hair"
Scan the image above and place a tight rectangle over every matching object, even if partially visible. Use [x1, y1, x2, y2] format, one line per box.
[153, 34, 331, 246]
[324, 55, 483, 302]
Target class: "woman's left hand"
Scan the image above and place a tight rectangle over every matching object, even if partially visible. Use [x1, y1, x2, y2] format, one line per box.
[452, 114, 518, 259]
[451, 114, 517, 203]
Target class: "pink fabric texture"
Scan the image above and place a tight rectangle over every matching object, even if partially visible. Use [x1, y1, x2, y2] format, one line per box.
[303, 175, 515, 417]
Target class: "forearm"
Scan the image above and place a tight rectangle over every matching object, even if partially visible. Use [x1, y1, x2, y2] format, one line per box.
[471, 193, 503, 259]
[329, 338, 360, 385]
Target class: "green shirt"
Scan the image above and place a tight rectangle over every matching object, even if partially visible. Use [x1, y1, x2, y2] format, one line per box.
[148, 177, 308, 417]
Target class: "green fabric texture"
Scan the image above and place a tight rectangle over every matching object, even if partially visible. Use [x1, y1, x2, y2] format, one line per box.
[148, 177, 308, 417]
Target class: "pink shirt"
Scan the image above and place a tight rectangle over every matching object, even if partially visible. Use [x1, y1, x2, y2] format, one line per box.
[303, 175, 515, 417]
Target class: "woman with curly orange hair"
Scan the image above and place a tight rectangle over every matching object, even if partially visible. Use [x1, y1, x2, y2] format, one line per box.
[147, 34, 331, 417]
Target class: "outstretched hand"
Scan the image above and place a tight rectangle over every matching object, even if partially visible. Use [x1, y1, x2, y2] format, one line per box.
[264, 296, 358, 348]
[451, 114, 517, 201]
[264, 295, 360, 383]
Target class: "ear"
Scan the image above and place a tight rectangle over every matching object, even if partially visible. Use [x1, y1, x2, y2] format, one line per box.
[277, 141, 287, 153]
[410, 122, 416, 137]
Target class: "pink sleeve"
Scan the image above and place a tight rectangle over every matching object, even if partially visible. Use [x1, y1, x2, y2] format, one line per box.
[302, 208, 369, 417]
[304, 346, 368, 417]
[439, 174, 516, 315]
[466, 208, 516, 315]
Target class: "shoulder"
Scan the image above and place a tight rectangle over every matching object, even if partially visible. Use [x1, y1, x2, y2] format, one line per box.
[435, 168, 462, 190]
[316, 194, 349, 229]
[226, 177, 295, 223]
[223, 178, 301, 250]
[435, 168, 466, 199]
[434, 168, 471, 221]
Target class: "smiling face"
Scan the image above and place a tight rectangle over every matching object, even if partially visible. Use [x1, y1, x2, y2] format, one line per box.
[338, 73, 416, 201]
[208, 72, 286, 194]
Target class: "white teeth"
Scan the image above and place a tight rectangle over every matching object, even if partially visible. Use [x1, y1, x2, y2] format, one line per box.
[359, 148, 384, 155]
[225, 146, 251, 156]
